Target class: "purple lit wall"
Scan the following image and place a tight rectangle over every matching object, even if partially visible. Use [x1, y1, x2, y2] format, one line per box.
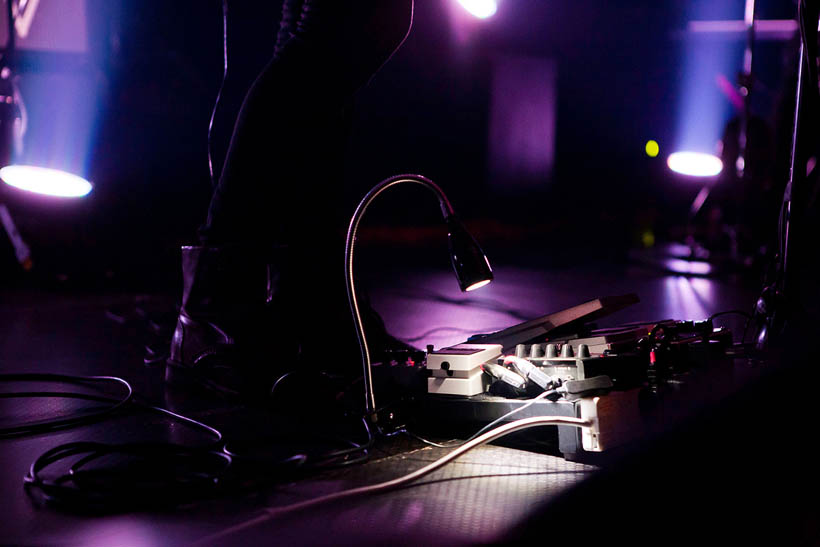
[488, 55, 556, 192]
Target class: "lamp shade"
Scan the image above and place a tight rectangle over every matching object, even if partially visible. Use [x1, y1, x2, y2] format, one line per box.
[446, 215, 493, 292]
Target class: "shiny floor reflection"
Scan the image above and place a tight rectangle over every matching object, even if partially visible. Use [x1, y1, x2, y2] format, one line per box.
[372, 264, 753, 351]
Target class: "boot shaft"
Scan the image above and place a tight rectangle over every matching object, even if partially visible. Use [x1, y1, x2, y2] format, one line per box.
[180, 245, 290, 328]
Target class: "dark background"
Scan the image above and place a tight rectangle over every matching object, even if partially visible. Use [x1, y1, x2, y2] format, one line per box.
[0, 6, 812, 543]
[0, 0, 800, 289]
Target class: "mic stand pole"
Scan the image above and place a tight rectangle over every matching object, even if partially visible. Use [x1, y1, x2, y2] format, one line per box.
[753, 35, 806, 349]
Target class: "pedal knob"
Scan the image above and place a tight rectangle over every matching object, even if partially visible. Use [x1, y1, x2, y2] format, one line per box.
[515, 344, 527, 358]
[577, 344, 590, 358]
[530, 344, 544, 358]
[546, 344, 558, 358]
[560, 344, 574, 358]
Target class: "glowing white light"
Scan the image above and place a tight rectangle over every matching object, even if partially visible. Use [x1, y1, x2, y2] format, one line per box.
[664, 258, 713, 276]
[0, 165, 92, 198]
[456, 0, 498, 19]
[465, 279, 492, 292]
[667, 152, 723, 178]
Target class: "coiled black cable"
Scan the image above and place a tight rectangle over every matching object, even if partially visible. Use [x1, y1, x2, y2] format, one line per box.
[5, 372, 375, 511]
[24, 440, 231, 512]
[0, 374, 133, 438]
[1, 374, 228, 511]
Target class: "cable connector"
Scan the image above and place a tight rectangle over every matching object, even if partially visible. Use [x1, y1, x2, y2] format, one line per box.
[481, 362, 527, 391]
[503, 356, 562, 391]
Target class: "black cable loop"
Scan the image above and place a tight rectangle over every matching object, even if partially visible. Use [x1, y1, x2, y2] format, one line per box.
[0, 374, 133, 438]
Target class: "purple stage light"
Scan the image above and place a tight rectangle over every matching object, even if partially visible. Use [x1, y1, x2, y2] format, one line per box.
[1, 165, 92, 198]
[667, 151, 723, 178]
[456, 0, 498, 19]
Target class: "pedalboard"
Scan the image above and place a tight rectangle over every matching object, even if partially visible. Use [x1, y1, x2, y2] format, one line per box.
[509, 342, 645, 389]
[418, 295, 736, 460]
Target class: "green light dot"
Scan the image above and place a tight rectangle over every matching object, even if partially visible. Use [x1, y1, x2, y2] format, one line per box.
[645, 140, 660, 158]
[641, 230, 655, 248]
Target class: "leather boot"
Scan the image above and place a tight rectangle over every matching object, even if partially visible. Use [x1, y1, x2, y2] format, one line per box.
[167, 245, 296, 397]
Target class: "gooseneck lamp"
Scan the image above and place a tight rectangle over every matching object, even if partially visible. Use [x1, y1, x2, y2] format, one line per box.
[345, 174, 494, 420]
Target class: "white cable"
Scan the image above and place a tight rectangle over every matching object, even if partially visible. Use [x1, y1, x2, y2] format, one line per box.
[411, 388, 560, 449]
[192, 415, 592, 545]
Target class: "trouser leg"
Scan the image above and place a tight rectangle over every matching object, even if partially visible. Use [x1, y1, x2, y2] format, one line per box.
[172, 1, 414, 387]
[201, 0, 414, 248]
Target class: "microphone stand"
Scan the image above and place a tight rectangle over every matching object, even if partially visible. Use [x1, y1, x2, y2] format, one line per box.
[753, 1, 817, 349]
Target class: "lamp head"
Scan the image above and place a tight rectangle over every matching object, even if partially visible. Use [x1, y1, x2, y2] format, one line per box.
[446, 215, 493, 292]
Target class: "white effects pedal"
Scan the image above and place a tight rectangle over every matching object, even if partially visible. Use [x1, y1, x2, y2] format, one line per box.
[426, 344, 503, 396]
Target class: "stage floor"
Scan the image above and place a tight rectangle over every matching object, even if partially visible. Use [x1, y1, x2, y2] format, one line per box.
[0, 261, 760, 545]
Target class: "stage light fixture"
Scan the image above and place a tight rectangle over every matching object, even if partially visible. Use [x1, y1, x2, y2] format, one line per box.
[0, 165, 92, 198]
[673, 2, 746, 178]
[456, 0, 498, 19]
[0, 3, 93, 200]
[667, 151, 723, 178]
[346, 174, 493, 418]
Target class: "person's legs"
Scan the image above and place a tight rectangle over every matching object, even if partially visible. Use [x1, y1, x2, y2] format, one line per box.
[169, 1, 414, 392]
[202, 0, 414, 247]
